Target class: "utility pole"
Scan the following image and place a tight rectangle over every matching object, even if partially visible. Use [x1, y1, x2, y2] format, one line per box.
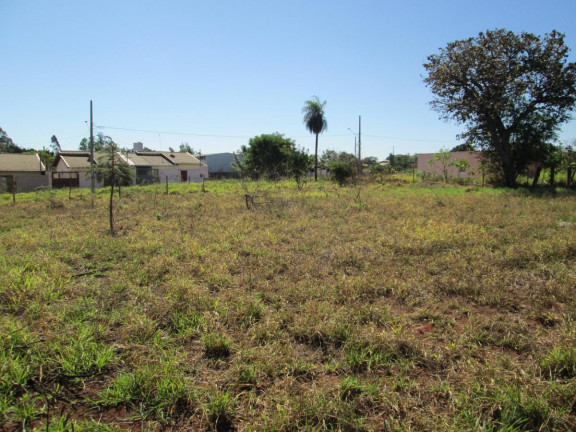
[358, 115, 362, 175]
[90, 100, 95, 194]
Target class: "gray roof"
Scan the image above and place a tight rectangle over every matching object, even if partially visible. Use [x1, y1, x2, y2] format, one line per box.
[0, 153, 45, 172]
[125, 151, 202, 167]
[58, 151, 105, 169]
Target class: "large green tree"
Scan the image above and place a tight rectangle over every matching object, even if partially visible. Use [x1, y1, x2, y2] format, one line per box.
[302, 96, 327, 181]
[424, 29, 576, 187]
[237, 133, 310, 180]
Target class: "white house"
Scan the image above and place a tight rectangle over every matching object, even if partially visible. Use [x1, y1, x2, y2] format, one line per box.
[52, 151, 105, 189]
[123, 151, 208, 184]
[52, 150, 209, 188]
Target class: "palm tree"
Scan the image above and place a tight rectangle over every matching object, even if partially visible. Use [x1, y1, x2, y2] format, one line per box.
[302, 96, 327, 181]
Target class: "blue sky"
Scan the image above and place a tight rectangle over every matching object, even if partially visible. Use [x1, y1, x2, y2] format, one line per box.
[2, 0, 576, 160]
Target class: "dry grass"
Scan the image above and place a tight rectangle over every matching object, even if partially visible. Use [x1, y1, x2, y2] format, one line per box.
[1, 179, 575, 431]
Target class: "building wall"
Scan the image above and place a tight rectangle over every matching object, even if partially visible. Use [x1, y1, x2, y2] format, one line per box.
[203, 153, 240, 175]
[0, 171, 50, 192]
[416, 151, 483, 179]
[54, 159, 103, 189]
[157, 165, 209, 183]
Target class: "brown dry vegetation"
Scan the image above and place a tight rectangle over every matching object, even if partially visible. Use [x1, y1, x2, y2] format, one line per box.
[1, 179, 576, 431]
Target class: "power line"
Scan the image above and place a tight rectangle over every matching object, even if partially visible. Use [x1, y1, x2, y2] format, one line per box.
[15, 133, 86, 147]
[96, 124, 459, 144]
[99, 124, 352, 140]
[97, 125, 249, 139]
[363, 134, 458, 143]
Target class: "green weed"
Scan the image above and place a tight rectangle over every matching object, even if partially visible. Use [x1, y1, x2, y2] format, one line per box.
[202, 333, 231, 359]
[204, 389, 236, 431]
[539, 346, 576, 379]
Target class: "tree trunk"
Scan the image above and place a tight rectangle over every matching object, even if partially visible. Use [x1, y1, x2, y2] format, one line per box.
[109, 182, 115, 235]
[550, 167, 556, 187]
[499, 147, 516, 188]
[314, 133, 319, 181]
[532, 167, 541, 187]
[490, 125, 516, 187]
[109, 158, 115, 236]
[567, 168, 572, 186]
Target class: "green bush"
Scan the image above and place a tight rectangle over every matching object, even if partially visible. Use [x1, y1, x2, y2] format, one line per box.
[329, 161, 353, 186]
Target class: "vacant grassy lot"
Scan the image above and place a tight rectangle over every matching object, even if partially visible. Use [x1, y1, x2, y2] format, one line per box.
[1, 179, 575, 431]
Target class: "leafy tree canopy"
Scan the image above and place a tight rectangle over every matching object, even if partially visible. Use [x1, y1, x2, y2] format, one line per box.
[79, 133, 112, 152]
[34, 148, 55, 169]
[388, 153, 416, 170]
[320, 149, 356, 169]
[179, 142, 199, 154]
[0, 127, 30, 153]
[451, 143, 476, 152]
[237, 133, 310, 180]
[424, 29, 576, 187]
[362, 156, 379, 166]
[91, 140, 134, 187]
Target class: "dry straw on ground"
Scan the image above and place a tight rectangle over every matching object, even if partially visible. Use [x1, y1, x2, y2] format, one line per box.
[1, 179, 575, 431]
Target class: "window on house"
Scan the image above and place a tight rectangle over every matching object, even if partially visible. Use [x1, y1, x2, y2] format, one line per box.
[0, 176, 14, 193]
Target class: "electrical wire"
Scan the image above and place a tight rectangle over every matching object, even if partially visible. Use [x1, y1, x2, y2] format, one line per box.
[97, 125, 457, 143]
[96, 125, 248, 139]
[363, 134, 458, 143]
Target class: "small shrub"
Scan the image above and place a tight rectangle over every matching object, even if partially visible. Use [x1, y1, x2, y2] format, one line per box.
[290, 392, 367, 431]
[57, 327, 114, 377]
[339, 376, 364, 402]
[204, 389, 235, 431]
[239, 300, 264, 328]
[99, 363, 191, 418]
[493, 387, 554, 431]
[344, 343, 393, 372]
[540, 346, 576, 379]
[237, 364, 258, 386]
[202, 333, 231, 359]
[170, 311, 205, 339]
[329, 161, 354, 186]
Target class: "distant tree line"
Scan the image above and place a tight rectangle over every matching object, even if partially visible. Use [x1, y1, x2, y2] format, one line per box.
[388, 154, 416, 170]
[0, 127, 56, 168]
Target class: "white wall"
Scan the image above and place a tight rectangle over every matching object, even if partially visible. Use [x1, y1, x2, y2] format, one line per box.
[157, 166, 209, 183]
[54, 159, 103, 189]
[0, 172, 50, 192]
